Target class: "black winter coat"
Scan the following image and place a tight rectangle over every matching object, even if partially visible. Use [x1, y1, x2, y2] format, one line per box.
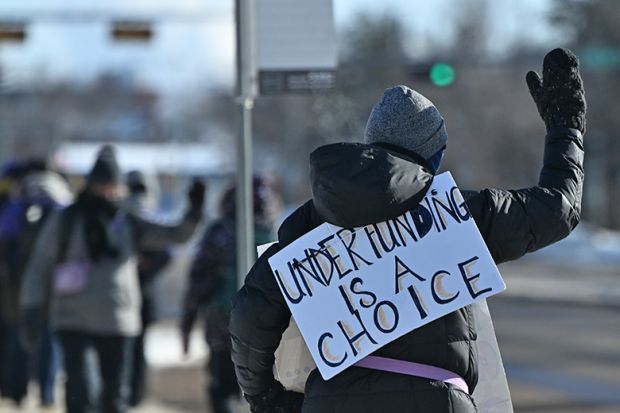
[229, 127, 584, 413]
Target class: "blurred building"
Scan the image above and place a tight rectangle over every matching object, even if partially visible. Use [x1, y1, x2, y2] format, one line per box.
[53, 141, 234, 217]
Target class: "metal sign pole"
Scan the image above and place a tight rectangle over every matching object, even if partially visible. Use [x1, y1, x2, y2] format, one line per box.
[235, 0, 256, 288]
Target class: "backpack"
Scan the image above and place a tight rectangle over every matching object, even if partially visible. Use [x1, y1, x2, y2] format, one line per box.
[8, 201, 56, 286]
[0, 201, 60, 323]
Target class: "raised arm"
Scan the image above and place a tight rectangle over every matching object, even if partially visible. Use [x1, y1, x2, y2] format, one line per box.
[464, 48, 586, 264]
[131, 180, 205, 250]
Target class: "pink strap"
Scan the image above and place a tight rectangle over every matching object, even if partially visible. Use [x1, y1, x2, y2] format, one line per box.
[354, 355, 470, 394]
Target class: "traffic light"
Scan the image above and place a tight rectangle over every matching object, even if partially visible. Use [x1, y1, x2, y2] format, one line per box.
[580, 46, 620, 71]
[0, 21, 27, 43]
[110, 21, 153, 42]
[409, 61, 456, 87]
[429, 63, 456, 87]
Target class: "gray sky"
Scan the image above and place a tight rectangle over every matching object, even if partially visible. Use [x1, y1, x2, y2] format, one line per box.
[0, 0, 560, 110]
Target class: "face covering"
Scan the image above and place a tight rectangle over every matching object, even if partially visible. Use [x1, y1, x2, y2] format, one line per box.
[426, 147, 446, 174]
[76, 191, 121, 261]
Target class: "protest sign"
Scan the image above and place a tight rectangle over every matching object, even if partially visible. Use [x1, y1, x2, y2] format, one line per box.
[269, 172, 507, 380]
[471, 300, 514, 412]
[273, 318, 315, 393]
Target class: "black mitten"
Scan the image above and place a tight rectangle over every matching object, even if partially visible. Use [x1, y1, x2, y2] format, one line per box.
[187, 180, 206, 211]
[526, 48, 587, 133]
[244, 380, 304, 413]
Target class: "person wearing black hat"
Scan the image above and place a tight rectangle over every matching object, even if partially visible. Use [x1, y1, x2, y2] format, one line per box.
[20, 145, 205, 413]
[228, 48, 586, 413]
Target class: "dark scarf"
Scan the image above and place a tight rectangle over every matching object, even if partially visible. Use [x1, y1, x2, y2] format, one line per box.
[75, 191, 121, 261]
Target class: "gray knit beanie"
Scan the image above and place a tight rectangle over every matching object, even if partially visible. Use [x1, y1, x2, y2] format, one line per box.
[364, 85, 448, 159]
[87, 145, 122, 186]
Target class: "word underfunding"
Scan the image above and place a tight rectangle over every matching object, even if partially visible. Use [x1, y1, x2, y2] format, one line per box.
[274, 186, 470, 304]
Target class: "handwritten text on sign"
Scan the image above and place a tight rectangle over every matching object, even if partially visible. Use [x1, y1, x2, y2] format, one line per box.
[269, 172, 506, 380]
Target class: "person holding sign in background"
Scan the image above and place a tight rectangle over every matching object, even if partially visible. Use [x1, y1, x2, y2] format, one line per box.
[229, 48, 586, 413]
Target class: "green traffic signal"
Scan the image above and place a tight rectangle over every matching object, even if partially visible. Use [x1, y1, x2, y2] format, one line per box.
[430, 63, 455, 87]
[580, 46, 620, 71]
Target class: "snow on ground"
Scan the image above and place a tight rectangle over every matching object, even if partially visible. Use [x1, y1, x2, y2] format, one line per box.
[528, 222, 620, 267]
[145, 322, 208, 369]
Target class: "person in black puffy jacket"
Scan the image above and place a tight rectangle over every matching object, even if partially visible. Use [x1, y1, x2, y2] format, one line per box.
[229, 48, 586, 413]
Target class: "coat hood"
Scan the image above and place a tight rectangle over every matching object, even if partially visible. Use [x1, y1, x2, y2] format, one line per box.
[310, 143, 434, 228]
[22, 171, 73, 206]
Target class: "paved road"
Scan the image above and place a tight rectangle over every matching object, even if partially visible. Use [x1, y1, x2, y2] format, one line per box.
[492, 296, 620, 413]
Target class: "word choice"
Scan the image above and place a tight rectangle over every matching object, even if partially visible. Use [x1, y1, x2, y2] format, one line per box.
[316, 255, 488, 368]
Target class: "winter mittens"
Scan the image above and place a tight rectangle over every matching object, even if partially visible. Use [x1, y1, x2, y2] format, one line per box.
[188, 180, 206, 211]
[526, 48, 587, 134]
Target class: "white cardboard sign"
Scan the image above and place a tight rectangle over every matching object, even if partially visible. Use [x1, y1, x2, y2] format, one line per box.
[269, 172, 506, 380]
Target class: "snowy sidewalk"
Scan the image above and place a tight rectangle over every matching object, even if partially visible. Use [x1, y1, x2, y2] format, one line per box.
[0, 322, 210, 413]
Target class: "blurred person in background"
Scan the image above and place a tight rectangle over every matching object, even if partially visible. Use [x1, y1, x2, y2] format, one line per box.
[180, 177, 276, 413]
[0, 158, 73, 407]
[0, 161, 21, 206]
[0, 160, 23, 400]
[124, 170, 173, 407]
[20, 145, 205, 413]
[229, 48, 586, 413]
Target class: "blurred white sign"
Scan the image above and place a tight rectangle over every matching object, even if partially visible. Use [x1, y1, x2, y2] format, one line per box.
[255, 0, 337, 93]
[268, 172, 507, 380]
[256, 0, 336, 70]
